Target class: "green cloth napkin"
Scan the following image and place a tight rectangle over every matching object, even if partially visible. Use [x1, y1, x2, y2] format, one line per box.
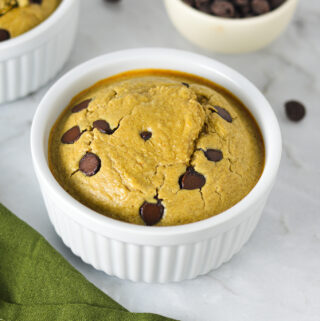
[0, 204, 176, 321]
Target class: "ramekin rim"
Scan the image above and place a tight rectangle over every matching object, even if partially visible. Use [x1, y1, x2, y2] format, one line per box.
[170, 0, 298, 24]
[31, 47, 282, 238]
[0, 0, 75, 51]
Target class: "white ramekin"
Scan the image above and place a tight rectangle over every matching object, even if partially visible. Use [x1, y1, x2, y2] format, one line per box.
[31, 48, 282, 283]
[164, 0, 298, 53]
[0, 0, 79, 104]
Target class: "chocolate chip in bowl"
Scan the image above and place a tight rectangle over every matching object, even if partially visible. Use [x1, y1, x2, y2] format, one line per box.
[183, 0, 287, 18]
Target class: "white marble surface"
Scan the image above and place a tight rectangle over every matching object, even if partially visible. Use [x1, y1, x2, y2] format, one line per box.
[1, 0, 320, 320]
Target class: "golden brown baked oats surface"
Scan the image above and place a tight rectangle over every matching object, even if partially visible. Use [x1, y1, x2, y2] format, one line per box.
[49, 70, 265, 226]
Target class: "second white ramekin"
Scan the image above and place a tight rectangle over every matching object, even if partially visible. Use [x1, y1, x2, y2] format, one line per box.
[31, 48, 282, 283]
[0, 0, 79, 104]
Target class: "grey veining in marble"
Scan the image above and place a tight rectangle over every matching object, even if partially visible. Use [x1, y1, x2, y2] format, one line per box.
[0, 0, 319, 320]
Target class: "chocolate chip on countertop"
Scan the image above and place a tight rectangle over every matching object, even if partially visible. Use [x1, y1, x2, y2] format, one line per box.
[61, 126, 82, 144]
[251, 0, 270, 15]
[285, 100, 306, 122]
[140, 131, 152, 141]
[211, 1, 235, 18]
[179, 166, 206, 190]
[71, 99, 92, 113]
[79, 152, 101, 176]
[213, 106, 232, 123]
[204, 149, 223, 162]
[93, 120, 114, 134]
[139, 200, 164, 226]
[0, 29, 10, 42]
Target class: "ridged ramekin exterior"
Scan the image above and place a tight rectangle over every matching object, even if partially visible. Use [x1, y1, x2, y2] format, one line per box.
[0, 0, 79, 104]
[31, 49, 282, 283]
[41, 182, 267, 283]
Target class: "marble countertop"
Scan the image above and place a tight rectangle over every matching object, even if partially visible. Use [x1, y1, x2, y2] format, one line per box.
[1, 0, 319, 320]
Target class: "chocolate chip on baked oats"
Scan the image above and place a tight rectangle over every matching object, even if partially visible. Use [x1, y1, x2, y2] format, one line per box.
[204, 149, 223, 162]
[211, 1, 235, 18]
[140, 131, 152, 141]
[71, 99, 92, 113]
[30, 0, 43, 4]
[79, 152, 101, 176]
[182, 82, 190, 88]
[251, 0, 270, 15]
[93, 120, 114, 134]
[0, 29, 10, 42]
[179, 166, 206, 190]
[285, 100, 306, 122]
[139, 200, 164, 226]
[213, 106, 232, 123]
[61, 126, 82, 144]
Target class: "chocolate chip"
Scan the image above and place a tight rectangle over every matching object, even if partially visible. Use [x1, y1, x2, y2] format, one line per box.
[234, 0, 249, 6]
[213, 106, 232, 123]
[182, 82, 190, 88]
[285, 100, 306, 122]
[71, 99, 92, 113]
[93, 120, 114, 134]
[204, 149, 223, 162]
[211, 1, 235, 18]
[269, 0, 286, 9]
[79, 152, 101, 177]
[139, 200, 164, 226]
[251, 0, 270, 15]
[179, 167, 206, 190]
[30, 0, 43, 4]
[140, 131, 152, 141]
[182, 0, 195, 6]
[61, 126, 82, 144]
[0, 29, 10, 42]
[239, 4, 251, 16]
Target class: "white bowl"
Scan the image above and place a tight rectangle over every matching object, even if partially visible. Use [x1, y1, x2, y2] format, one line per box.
[0, 0, 79, 104]
[164, 0, 298, 53]
[31, 48, 282, 283]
